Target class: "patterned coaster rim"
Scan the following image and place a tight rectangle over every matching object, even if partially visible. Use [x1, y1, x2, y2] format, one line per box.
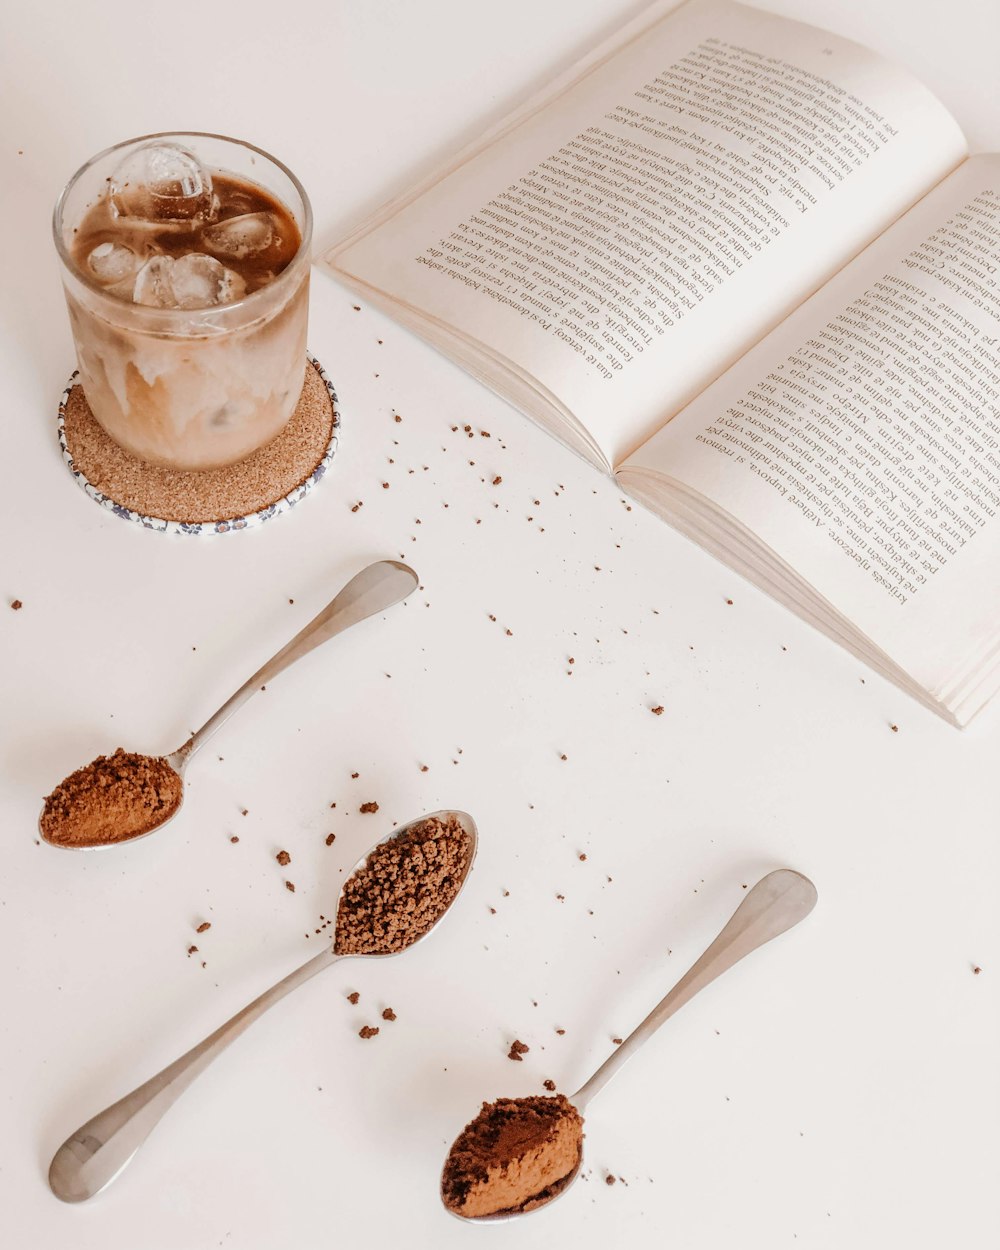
[57, 351, 341, 535]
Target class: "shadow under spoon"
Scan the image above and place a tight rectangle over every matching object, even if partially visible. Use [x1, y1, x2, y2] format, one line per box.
[39, 559, 418, 849]
[48, 809, 478, 1202]
[443, 868, 817, 1222]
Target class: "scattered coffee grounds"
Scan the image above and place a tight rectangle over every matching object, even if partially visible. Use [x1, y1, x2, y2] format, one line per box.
[10, 599, 22, 611]
[651, 705, 664, 716]
[334, 814, 471, 955]
[347, 991, 360, 1004]
[60, 359, 336, 525]
[359, 1025, 379, 1040]
[543, 1079, 556, 1091]
[382, 1007, 397, 1022]
[605, 1174, 617, 1186]
[285, 880, 295, 892]
[508, 1039, 529, 1061]
[40, 748, 183, 847]
[325, 833, 336, 846]
[276, 850, 291, 866]
[187, 945, 198, 956]
[359, 801, 379, 814]
[442, 1095, 583, 1218]
[195, 922, 211, 934]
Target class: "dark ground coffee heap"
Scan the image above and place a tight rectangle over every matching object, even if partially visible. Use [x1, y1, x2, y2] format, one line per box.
[334, 814, 471, 955]
[40, 748, 183, 847]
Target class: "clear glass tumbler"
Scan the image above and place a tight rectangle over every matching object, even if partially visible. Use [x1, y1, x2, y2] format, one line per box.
[53, 132, 312, 471]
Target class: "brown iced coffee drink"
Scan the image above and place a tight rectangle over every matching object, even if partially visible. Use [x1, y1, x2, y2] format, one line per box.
[54, 134, 312, 470]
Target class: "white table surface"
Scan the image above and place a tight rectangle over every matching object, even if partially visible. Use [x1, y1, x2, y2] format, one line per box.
[2, 2, 998, 1247]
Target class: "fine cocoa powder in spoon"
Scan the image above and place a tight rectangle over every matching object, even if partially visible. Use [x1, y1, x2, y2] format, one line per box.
[40, 749, 183, 848]
[442, 1095, 584, 1218]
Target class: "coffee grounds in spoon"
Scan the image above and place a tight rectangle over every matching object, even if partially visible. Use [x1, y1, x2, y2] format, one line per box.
[442, 1095, 584, 1218]
[40, 748, 183, 847]
[334, 814, 470, 955]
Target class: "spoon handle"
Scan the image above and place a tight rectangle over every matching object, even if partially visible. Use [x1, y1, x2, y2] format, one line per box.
[175, 560, 418, 767]
[48, 947, 339, 1203]
[572, 869, 817, 1111]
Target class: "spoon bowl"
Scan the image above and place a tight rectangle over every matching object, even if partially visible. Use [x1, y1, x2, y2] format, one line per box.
[39, 560, 418, 850]
[48, 808, 477, 1202]
[334, 809, 479, 958]
[441, 869, 817, 1222]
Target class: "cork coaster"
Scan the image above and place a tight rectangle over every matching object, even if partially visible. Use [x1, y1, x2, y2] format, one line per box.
[58, 352, 340, 534]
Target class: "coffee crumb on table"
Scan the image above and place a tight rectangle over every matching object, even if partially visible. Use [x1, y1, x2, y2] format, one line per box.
[347, 991, 360, 1004]
[359, 1025, 379, 1039]
[230, 835, 239, 843]
[10, 599, 22, 611]
[325, 833, 336, 845]
[651, 705, 664, 715]
[195, 922, 211, 933]
[508, 1039, 529, 1061]
[612, 1037, 623, 1046]
[276, 850, 291, 866]
[605, 1174, 616, 1186]
[359, 801, 379, 814]
[382, 1007, 397, 1022]
[187, 945, 198, 956]
[285, 880, 296, 892]
[543, 1079, 556, 1091]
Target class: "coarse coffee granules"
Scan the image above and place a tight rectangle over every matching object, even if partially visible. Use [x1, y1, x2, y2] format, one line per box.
[441, 1095, 584, 1218]
[334, 814, 471, 955]
[40, 748, 183, 847]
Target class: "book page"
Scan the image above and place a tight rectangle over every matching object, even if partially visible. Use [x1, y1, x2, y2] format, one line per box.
[325, 0, 965, 469]
[622, 155, 1000, 702]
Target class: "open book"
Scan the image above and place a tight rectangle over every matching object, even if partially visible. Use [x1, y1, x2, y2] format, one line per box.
[322, 0, 1000, 727]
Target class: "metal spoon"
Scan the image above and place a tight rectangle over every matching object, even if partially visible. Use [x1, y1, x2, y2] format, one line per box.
[443, 868, 817, 1222]
[48, 809, 478, 1203]
[39, 559, 419, 849]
